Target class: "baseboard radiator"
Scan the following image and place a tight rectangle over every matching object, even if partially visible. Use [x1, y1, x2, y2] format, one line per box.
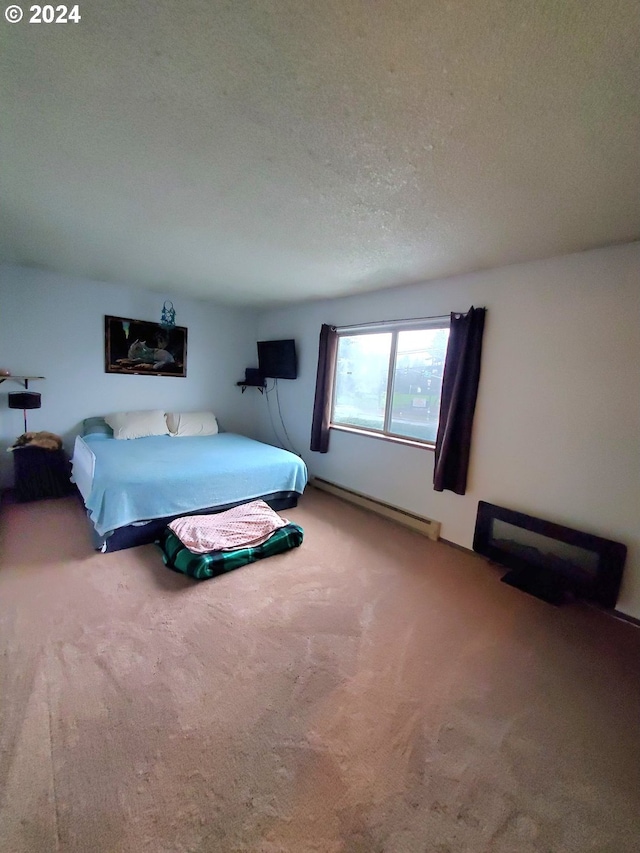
[312, 477, 441, 541]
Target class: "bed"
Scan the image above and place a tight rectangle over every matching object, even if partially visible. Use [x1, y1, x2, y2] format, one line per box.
[71, 422, 307, 553]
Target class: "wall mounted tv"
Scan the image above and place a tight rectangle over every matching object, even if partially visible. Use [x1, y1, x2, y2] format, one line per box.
[257, 339, 298, 380]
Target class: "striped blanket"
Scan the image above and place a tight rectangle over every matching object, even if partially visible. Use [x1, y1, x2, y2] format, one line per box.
[157, 523, 304, 580]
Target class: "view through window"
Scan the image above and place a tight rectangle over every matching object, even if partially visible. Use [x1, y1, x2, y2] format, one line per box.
[332, 321, 450, 445]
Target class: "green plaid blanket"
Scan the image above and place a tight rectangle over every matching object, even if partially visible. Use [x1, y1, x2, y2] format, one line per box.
[157, 523, 304, 580]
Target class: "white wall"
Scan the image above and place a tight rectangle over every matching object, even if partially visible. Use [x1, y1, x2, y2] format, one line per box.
[0, 265, 260, 486]
[256, 242, 640, 619]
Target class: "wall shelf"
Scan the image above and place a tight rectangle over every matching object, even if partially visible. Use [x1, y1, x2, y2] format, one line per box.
[0, 375, 45, 389]
[236, 380, 266, 394]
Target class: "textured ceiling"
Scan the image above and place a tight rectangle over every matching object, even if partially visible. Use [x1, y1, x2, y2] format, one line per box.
[1, 1, 638, 307]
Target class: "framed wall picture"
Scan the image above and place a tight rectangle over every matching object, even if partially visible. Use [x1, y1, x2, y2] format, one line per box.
[104, 315, 188, 377]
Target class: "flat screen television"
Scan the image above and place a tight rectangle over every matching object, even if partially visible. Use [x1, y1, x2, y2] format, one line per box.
[257, 339, 298, 380]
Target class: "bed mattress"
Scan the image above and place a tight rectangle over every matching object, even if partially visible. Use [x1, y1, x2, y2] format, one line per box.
[71, 432, 307, 537]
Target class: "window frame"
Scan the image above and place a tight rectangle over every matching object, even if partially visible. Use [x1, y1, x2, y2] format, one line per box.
[330, 317, 450, 448]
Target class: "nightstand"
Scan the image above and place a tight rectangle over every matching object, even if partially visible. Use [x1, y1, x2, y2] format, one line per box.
[12, 446, 75, 502]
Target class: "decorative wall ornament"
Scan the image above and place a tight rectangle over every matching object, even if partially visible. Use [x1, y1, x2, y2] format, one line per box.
[160, 300, 176, 329]
[104, 315, 187, 377]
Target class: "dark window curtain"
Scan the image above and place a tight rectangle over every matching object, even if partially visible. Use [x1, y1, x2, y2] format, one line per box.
[433, 307, 486, 495]
[310, 324, 338, 453]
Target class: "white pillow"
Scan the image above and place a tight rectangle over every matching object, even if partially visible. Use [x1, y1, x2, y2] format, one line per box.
[104, 410, 170, 440]
[166, 411, 219, 437]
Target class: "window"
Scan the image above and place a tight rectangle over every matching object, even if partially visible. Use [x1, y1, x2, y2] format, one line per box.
[331, 319, 450, 445]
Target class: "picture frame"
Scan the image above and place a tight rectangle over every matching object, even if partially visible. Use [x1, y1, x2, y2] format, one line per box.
[104, 315, 188, 377]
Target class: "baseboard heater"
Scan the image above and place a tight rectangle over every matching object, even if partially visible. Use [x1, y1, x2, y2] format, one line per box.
[312, 478, 441, 541]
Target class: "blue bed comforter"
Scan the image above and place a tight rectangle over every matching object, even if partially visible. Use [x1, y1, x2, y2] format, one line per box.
[76, 433, 307, 536]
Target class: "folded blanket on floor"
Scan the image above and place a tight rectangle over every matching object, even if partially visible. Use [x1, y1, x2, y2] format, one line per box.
[168, 499, 288, 553]
[157, 523, 304, 580]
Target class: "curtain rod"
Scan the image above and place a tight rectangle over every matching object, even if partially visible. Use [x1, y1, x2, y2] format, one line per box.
[336, 314, 451, 334]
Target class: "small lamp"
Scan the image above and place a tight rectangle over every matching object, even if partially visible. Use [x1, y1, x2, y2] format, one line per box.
[8, 392, 41, 434]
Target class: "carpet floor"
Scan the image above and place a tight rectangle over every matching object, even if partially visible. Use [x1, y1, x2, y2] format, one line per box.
[0, 487, 639, 853]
